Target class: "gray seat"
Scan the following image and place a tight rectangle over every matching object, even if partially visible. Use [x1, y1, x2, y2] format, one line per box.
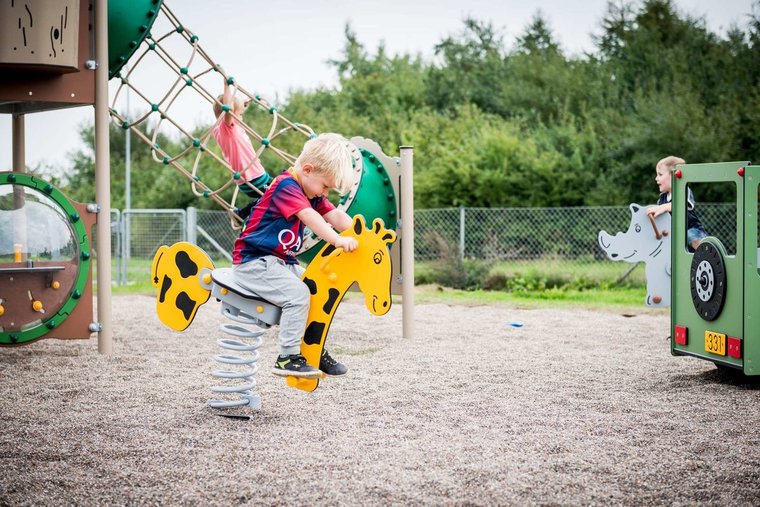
[210, 268, 282, 327]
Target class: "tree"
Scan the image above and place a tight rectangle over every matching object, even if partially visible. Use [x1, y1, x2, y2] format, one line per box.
[515, 11, 561, 57]
[59, 2, 760, 211]
[425, 18, 510, 116]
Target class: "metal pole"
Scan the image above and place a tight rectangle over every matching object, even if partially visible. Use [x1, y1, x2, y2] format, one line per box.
[459, 206, 465, 261]
[95, 0, 113, 354]
[120, 210, 127, 286]
[12, 114, 28, 262]
[12, 114, 25, 173]
[123, 67, 131, 286]
[186, 206, 197, 244]
[399, 146, 414, 339]
[125, 67, 131, 213]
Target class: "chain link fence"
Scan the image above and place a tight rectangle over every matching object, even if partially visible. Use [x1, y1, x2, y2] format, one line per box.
[417, 204, 738, 259]
[195, 209, 238, 263]
[108, 204, 738, 286]
[416, 207, 631, 262]
[116, 210, 186, 285]
[701, 203, 738, 254]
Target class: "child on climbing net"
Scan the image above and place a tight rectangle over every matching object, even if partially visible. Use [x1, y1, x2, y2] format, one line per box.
[647, 155, 707, 251]
[231, 133, 358, 378]
[212, 74, 272, 216]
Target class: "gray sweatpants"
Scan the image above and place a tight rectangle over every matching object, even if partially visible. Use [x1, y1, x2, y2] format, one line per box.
[232, 256, 309, 356]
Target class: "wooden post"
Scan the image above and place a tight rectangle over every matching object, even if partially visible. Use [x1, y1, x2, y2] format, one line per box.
[399, 146, 414, 339]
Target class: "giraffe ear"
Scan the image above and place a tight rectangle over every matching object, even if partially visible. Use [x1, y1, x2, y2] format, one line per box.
[353, 214, 364, 235]
[373, 218, 387, 234]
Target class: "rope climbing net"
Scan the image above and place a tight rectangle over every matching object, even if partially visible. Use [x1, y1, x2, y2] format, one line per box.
[108, 3, 318, 227]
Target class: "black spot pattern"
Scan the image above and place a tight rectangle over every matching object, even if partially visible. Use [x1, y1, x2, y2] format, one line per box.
[304, 321, 326, 346]
[176, 292, 196, 320]
[322, 288, 340, 314]
[303, 277, 318, 295]
[159, 275, 172, 303]
[176, 251, 198, 278]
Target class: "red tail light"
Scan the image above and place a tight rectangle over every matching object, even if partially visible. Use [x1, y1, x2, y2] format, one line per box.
[727, 337, 742, 359]
[674, 325, 688, 345]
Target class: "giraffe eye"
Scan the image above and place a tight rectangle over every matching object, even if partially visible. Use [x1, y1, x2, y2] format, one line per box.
[373, 251, 383, 264]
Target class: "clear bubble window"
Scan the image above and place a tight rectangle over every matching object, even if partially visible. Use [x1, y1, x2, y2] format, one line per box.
[0, 184, 79, 262]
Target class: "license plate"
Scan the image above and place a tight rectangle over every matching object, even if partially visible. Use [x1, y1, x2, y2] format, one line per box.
[705, 331, 726, 356]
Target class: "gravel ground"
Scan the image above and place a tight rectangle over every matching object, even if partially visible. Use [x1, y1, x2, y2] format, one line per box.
[1, 294, 759, 506]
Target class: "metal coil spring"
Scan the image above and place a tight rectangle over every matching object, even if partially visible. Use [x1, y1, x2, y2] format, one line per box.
[208, 323, 264, 410]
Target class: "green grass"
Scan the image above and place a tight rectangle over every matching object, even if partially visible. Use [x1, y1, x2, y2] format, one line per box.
[413, 284, 658, 312]
[488, 259, 646, 285]
[416, 258, 646, 288]
[412, 258, 654, 311]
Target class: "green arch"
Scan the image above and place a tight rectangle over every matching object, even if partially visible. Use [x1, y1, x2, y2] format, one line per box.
[344, 148, 398, 233]
[298, 148, 398, 264]
[108, 0, 164, 79]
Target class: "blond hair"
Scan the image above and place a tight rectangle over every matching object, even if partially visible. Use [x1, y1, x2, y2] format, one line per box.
[656, 155, 686, 173]
[295, 133, 356, 195]
[212, 94, 245, 119]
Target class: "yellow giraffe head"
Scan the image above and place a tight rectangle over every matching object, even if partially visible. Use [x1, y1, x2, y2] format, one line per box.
[312, 215, 397, 316]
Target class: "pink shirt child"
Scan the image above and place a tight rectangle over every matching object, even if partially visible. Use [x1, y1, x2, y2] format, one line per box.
[212, 121, 267, 183]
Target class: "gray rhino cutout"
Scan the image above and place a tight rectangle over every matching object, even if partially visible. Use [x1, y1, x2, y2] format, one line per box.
[598, 203, 671, 307]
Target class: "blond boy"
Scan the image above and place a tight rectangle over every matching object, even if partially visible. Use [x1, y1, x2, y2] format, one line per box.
[647, 155, 707, 250]
[231, 133, 358, 378]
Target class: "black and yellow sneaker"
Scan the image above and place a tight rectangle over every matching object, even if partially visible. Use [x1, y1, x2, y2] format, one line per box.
[319, 349, 348, 376]
[272, 354, 322, 378]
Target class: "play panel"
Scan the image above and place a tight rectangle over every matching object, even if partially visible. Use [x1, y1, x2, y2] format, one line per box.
[0, 172, 96, 345]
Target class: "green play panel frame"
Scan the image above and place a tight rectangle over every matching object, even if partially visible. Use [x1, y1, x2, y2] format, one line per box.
[0, 173, 91, 345]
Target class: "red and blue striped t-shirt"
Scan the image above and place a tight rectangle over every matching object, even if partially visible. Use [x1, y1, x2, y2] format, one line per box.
[232, 171, 335, 265]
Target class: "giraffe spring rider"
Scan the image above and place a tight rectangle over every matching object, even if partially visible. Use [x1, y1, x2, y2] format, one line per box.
[151, 215, 397, 410]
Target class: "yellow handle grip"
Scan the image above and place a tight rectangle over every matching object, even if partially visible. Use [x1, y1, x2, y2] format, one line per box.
[319, 247, 344, 272]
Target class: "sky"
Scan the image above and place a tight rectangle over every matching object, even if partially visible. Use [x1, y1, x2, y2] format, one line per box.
[0, 0, 755, 173]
